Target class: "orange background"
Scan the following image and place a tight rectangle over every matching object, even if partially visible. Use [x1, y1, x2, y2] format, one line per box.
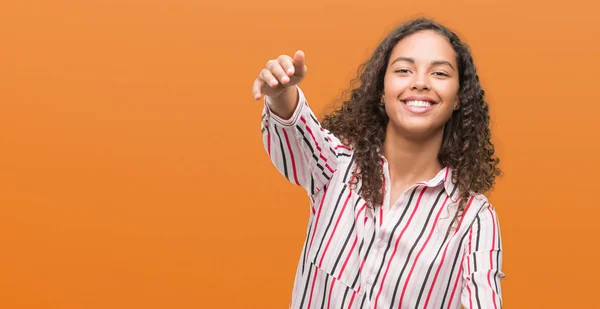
[1, 0, 599, 308]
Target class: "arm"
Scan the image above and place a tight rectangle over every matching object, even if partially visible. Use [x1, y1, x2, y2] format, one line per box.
[461, 203, 505, 309]
[261, 85, 349, 197]
[253, 51, 350, 198]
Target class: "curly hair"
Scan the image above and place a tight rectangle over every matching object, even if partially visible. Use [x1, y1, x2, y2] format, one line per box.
[320, 18, 501, 224]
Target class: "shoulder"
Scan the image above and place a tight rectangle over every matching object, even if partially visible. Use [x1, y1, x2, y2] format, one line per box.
[461, 192, 501, 228]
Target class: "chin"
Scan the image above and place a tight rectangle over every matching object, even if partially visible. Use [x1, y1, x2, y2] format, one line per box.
[391, 119, 441, 139]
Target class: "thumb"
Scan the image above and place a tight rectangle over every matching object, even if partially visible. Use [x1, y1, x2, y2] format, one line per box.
[292, 50, 307, 75]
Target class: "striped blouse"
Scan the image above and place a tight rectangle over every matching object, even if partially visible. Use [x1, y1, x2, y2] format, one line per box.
[260, 86, 505, 309]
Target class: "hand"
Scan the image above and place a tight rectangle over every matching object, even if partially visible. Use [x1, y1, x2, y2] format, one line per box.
[252, 50, 308, 100]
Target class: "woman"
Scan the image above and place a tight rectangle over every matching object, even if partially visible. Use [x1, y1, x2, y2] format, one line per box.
[251, 18, 504, 309]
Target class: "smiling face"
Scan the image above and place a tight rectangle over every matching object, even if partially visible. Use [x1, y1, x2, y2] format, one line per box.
[382, 30, 460, 139]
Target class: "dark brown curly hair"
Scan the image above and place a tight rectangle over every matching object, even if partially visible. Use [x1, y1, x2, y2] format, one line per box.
[320, 18, 501, 222]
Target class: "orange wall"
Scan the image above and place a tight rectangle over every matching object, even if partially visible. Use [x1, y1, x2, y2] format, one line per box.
[1, 0, 599, 308]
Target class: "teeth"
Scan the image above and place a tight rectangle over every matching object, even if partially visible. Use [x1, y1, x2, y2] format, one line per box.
[406, 100, 432, 107]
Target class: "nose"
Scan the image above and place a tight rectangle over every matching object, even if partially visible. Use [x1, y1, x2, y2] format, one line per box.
[411, 72, 430, 91]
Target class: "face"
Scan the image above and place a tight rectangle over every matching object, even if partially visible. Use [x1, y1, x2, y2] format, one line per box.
[382, 30, 460, 139]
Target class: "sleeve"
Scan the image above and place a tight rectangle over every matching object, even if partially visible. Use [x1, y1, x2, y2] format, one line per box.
[461, 203, 505, 309]
[260, 86, 351, 197]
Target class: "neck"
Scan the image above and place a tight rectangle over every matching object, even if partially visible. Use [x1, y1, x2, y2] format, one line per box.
[382, 124, 444, 185]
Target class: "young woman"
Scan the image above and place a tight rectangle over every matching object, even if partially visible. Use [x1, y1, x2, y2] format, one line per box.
[251, 18, 504, 309]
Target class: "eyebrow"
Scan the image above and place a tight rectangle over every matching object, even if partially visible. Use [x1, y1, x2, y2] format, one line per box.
[390, 56, 455, 71]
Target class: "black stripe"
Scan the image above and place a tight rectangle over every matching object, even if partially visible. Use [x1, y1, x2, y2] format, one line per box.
[302, 220, 313, 275]
[473, 215, 482, 309]
[311, 176, 315, 196]
[388, 188, 445, 309]
[343, 155, 355, 183]
[312, 185, 348, 264]
[299, 263, 314, 309]
[309, 159, 355, 264]
[320, 275, 329, 309]
[274, 127, 289, 179]
[449, 182, 458, 198]
[351, 225, 376, 290]
[331, 199, 361, 275]
[494, 207, 502, 306]
[414, 194, 457, 308]
[359, 293, 367, 309]
[439, 217, 478, 309]
[340, 286, 350, 309]
[447, 176, 458, 201]
[316, 161, 325, 172]
[358, 236, 365, 255]
[329, 147, 339, 158]
[297, 126, 316, 153]
[297, 125, 336, 180]
[369, 187, 419, 299]
[310, 113, 320, 125]
[338, 152, 351, 157]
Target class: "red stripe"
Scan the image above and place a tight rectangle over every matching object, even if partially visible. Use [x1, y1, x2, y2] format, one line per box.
[319, 191, 353, 267]
[309, 186, 330, 249]
[462, 196, 475, 222]
[468, 227, 473, 277]
[339, 236, 358, 278]
[282, 129, 300, 185]
[373, 186, 428, 308]
[325, 163, 335, 173]
[356, 203, 367, 221]
[347, 290, 357, 309]
[423, 242, 451, 309]
[446, 256, 464, 309]
[487, 206, 499, 309]
[380, 171, 385, 225]
[335, 144, 351, 150]
[465, 285, 473, 309]
[307, 267, 319, 309]
[319, 153, 329, 163]
[329, 236, 357, 309]
[397, 195, 449, 307]
[327, 279, 335, 309]
[423, 196, 475, 308]
[444, 166, 449, 182]
[301, 117, 322, 152]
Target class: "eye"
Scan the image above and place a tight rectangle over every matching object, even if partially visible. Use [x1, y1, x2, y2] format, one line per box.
[394, 68, 411, 74]
[433, 71, 450, 77]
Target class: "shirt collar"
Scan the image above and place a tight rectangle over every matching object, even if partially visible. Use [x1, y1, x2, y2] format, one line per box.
[440, 166, 460, 202]
[381, 157, 460, 203]
[349, 154, 461, 203]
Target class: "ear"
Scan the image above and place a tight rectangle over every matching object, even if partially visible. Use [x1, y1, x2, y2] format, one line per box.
[453, 96, 460, 110]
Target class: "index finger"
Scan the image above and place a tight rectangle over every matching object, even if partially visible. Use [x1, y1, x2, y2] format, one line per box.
[292, 50, 307, 75]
